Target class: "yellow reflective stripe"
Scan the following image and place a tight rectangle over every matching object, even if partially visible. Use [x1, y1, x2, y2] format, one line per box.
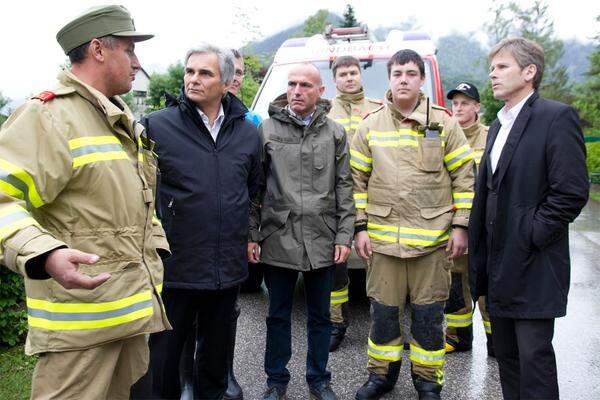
[0, 158, 45, 208]
[409, 344, 445, 366]
[28, 307, 153, 331]
[368, 338, 403, 361]
[367, 222, 398, 243]
[452, 192, 474, 210]
[26, 290, 154, 331]
[367, 129, 419, 148]
[155, 284, 163, 295]
[446, 312, 473, 328]
[0, 180, 24, 199]
[72, 151, 129, 168]
[68, 136, 121, 150]
[444, 144, 474, 171]
[137, 136, 144, 162]
[152, 216, 162, 226]
[0, 204, 40, 241]
[331, 287, 349, 304]
[26, 291, 151, 313]
[483, 320, 492, 334]
[474, 150, 484, 165]
[354, 193, 368, 209]
[350, 150, 372, 172]
[399, 227, 450, 246]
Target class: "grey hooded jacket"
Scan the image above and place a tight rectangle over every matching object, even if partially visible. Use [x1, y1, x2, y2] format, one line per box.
[249, 94, 355, 271]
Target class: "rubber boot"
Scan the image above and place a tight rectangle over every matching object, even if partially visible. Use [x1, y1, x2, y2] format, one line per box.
[224, 306, 243, 400]
[355, 361, 400, 400]
[445, 325, 473, 353]
[329, 324, 347, 352]
[412, 374, 442, 400]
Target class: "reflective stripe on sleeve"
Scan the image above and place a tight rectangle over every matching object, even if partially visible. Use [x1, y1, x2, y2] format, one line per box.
[68, 136, 129, 168]
[350, 149, 372, 172]
[368, 338, 403, 362]
[0, 159, 45, 208]
[354, 193, 368, 209]
[26, 290, 154, 331]
[444, 144, 474, 171]
[452, 192, 474, 209]
[483, 320, 492, 334]
[0, 204, 40, 241]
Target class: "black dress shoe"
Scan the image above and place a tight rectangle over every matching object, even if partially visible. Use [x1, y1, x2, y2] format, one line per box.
[223, 367, 243, 400]
[355, 374, 393, 400]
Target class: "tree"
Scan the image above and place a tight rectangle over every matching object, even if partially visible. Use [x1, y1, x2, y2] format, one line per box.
[0, 91, 10, 127]
[146, 62, 184, 113]
[573, 16, 600, 136]
[238, 54, 263, 108]
[481, 0, 574, 120]
[304, 9, 329, 36]
[342, 4, 357, 28]
[436, 33, 489, 107]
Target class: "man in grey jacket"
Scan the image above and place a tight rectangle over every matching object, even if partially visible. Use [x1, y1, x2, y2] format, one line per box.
[248, 63, 355, 400]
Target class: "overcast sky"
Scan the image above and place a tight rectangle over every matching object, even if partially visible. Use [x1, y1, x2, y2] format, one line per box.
[0, 0, 598, 104]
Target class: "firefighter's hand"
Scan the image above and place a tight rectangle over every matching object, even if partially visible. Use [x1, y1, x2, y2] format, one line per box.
[248, 242, 261, 264]
[45, 249, 109, 290]
[446, 227, 468, 260]
[334, 244, 351, 264]
[354, 231, 372, 261]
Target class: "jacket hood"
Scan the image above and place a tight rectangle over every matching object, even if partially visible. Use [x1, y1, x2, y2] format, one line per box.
[268, 93, 331, 127]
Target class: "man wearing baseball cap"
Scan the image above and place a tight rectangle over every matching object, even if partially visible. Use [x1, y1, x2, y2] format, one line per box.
[0, 5, 170, 398]
[444, 82, 494, 357]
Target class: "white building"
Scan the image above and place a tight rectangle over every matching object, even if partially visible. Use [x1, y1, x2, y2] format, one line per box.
[131, 68, 151, 119]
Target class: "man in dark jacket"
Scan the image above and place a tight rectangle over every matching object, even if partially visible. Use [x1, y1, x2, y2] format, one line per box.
[248, 63, 355, 400]
[469, 37, 589, 399]
[141, 43, 261, 399]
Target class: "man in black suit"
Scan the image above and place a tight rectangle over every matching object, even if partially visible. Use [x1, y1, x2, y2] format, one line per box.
[469, 37, 589, 399]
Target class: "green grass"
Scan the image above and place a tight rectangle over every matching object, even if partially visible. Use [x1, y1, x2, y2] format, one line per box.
[0, 346, 36, 400]
[590, 190, 600, 203]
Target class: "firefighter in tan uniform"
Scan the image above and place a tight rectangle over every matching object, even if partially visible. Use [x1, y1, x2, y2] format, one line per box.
[327, 56, 382, 352]
[351, 50, 475, 400]
[444, 82, 494, 357]
[0, 6, 171, 399]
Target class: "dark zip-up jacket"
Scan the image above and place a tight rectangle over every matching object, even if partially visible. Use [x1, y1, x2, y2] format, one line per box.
[144, 91, 261, 290]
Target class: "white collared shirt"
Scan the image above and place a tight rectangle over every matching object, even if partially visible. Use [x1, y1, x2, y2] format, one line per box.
[197, 105, 225, 143]
[287, 106, 315, 126]
[490, 91, 534, 173]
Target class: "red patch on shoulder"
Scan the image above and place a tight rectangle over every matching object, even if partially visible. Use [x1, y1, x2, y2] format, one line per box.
[32, 91, 56, 103]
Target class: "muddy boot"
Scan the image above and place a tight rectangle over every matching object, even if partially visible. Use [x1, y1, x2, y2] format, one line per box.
[412, 374, 442, 400]
[355, 361, 400, 400]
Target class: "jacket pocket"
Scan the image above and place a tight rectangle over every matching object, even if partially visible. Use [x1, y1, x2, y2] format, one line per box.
[420, 204, 454, 219]
[366, 203, 392, 218]
[417, 137, 444, 172]
[321, 213, 337, 235]
[259, 207, 291, 241]
[313, 142, 326, 170]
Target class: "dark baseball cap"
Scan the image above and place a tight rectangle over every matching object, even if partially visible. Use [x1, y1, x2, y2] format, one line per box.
[446, 82, 480, 102]
[56, 5, 153, 55]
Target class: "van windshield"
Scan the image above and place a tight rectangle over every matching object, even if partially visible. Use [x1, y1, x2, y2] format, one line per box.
[252, 59, 434, 118]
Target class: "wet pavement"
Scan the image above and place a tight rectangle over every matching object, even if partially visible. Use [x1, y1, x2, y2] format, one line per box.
[212, 201, 599, 399]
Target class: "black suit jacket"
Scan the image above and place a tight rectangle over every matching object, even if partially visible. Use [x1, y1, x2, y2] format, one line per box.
[469, 92, 589, 319]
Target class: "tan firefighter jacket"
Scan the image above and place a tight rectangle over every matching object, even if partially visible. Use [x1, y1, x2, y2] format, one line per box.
[462, 119, 489, 171]
[0, 69, 171, 355]
[350, 91, 475, 258]
[328, 88, 382, 140]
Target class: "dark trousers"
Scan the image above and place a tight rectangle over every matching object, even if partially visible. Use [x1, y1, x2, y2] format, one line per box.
[141, 286, 239, 400]
[490, 316, 559, 400]
[264, 264, 334, 389]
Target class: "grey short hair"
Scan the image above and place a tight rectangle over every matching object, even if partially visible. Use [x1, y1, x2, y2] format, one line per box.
[184, 43, 235, 85]
[68, 35, 117, 64]
[489, 37, 545, 90]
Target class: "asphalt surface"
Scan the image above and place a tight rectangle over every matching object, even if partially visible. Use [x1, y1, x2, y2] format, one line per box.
[205, 201, 600, 400]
